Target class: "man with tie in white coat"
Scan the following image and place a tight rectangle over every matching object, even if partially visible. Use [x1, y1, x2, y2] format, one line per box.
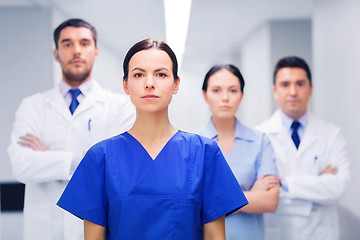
[7, 19, 135, 240]
[257, 56, 350, 240]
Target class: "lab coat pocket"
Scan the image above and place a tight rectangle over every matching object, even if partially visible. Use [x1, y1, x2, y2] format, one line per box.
[312, 154, 321, 175]
[85, 117, 109, 145]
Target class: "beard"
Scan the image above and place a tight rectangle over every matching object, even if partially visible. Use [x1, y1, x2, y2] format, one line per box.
[62, 66, 92, 84]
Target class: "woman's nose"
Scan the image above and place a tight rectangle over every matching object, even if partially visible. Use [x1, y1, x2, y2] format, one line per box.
[222, 92, 229, 101]
[145, 76, 155, 89]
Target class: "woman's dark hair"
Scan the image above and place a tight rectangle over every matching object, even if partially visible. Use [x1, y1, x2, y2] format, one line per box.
[273, 56, 312, 85]
[202, 64, 245, 92]
[123, 39, 179, 81]
[53, 18, 97, 49]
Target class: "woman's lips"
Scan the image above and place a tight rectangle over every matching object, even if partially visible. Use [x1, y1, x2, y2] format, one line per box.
[142, 94, 159, 100]
[220, 105, 230, 110]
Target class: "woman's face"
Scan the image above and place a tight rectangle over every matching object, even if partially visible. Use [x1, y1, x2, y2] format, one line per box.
[203, 69, 243, 120]
[123, 49, 179, 114]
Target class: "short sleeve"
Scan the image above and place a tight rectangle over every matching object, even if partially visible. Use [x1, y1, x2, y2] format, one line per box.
[201, 141, 248, 224]
[57, 145, 108, 227]
[256, 134, 278, 178]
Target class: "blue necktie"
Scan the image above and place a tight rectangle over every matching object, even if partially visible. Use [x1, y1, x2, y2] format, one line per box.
[291, 121, 301, 149]
[69, 88, 81, 115]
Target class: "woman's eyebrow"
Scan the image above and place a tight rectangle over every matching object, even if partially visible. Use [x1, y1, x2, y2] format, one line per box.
[131, 67, 145, 72]
[154, 67, 169, 72]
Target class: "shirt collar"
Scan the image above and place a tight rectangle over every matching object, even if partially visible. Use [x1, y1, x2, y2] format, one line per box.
[203, 118, 218, 140]
[279, 110, 309, 130]
[234, 118, 256, 141]
[59, 79, 93, 97]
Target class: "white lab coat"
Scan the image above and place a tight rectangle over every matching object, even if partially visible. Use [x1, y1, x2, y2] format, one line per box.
[256, 110, 350, 240]
[8, 81, 135, 240]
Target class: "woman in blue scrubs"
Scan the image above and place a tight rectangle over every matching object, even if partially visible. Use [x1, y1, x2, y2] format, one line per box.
[199, 64, 279, 240]
[57, 40, 248, 240]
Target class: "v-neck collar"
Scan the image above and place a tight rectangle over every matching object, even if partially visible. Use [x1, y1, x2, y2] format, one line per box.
[124, 130, 180, 161]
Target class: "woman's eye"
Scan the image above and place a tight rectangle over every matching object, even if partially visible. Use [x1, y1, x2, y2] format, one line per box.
[157, 73, 167, 78]
[212, 89, 219, 93]
[134, 73, 143, 78]
[230, 89, 238, 93]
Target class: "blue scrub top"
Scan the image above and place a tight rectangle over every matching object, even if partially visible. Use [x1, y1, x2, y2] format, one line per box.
[57, 130, 248, 240]
[199, 119, 278, 240]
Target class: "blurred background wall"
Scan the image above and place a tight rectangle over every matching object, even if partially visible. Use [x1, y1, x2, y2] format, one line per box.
[0, 0, 359, 239]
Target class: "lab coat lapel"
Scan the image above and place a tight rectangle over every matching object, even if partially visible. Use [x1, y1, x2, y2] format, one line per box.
[266, 110, 299, 154]
[267, 111, 319, 156]
[297, 114, 318, 154]
[44, 87, 72, 122]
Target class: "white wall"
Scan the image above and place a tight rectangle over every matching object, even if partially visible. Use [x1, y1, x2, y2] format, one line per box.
[169, 66, 211, 133]
[0, 7, 53, 239]
[313, 0, 360, 238]
[238, 23, 272, 127]
[0, 8, 53, 182]
[270, 19, 312, 71]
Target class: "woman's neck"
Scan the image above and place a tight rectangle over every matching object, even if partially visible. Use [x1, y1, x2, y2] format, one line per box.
[128, 109, 177, 159]
[212, 116, 236, 139]
[212, 116, 236, 155]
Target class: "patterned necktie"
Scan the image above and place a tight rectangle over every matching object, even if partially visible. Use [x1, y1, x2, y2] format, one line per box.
[291, 121, 301, 149]
[69, 88, 81, 115]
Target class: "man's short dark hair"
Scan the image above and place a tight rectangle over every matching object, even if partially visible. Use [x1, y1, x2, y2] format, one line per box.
[53, 18, 97, 49]
[273, 56, 312, 85]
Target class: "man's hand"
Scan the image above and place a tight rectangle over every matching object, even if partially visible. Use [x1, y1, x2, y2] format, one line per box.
[321, 165, 338, 175]
[18, 133, 47, 151]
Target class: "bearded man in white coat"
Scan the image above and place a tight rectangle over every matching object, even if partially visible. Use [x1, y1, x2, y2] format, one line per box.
[256, 56, 350, 240]
[8, 19, 135, 240]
